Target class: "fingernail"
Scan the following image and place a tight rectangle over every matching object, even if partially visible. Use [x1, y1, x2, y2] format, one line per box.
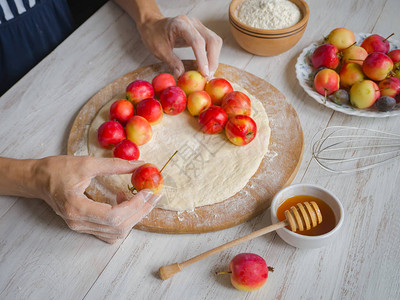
[204, 65, 210, 78]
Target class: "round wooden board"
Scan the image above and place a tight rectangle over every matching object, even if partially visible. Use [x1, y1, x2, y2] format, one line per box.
[67, 61, 304, 234]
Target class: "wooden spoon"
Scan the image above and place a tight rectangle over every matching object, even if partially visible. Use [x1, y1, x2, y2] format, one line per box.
[159, 201, 322, 280]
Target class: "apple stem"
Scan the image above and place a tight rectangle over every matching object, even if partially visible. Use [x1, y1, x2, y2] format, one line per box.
[216, 271, 231, 275]
[341, 41, 356, 52]
[324, 89, 327, 104]
[347, 58, 364, 62]
[268, 266, 275, 272]
[160, 150, 178, 173]
[384, 33, 395, 42]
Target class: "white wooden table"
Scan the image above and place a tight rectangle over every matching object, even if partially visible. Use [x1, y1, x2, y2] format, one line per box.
[1, 0, 399, 299]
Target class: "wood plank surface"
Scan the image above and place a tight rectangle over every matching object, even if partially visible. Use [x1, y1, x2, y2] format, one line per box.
[0, 0, 399, 299]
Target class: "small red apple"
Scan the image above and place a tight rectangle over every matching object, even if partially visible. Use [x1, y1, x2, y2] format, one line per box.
[198, 106, 228, 134]
[325, 27, 355, 51]
[187, 90, 212, 116]
[131, 163, 164, 194]
[311, 44, 340, 69]
[314, 69, 340, 97]
[225, 115, 257, 146]
[388, 49, 400, 64]
[204, 78, 234, 106]
[136, 97, 163, 125]
[221, 91, 251, 119]
[378, 77, 400, 99]
[125, 116, 152, 146]
[113, 139, 140, 160]
[361, 34, 392, 54]
[223, 253, 273, 291]
[341, 45, 368, 65]
[177, 70, 207, 96]
[160, 86, 187, 115]
[362, 52, 393, 81]
[152, 73, 176, 97]
[97, 120, 126, 149]
[339, 62, 364, 88]
[126, 80, 155, 105]
[109, 99, 134, 125]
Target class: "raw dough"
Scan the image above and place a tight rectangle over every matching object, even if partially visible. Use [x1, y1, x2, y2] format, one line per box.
[87, 83, 270, 211]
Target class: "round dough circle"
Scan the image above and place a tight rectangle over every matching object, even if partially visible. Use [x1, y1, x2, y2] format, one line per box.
[88, 83, 270, 211]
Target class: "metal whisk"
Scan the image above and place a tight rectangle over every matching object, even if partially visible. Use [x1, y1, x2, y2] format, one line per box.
[311, 126, 400, 174]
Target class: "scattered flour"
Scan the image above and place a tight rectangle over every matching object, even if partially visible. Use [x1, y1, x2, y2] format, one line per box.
[236, 0, 301, 30]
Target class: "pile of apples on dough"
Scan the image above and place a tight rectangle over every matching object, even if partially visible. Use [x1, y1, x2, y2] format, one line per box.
[311, 27, 400, 111]
[89, 70, 271, 211]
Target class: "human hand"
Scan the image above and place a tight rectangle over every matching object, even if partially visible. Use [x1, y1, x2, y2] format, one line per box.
[34, 156, 161, 244]
[137, 15, 223, 78]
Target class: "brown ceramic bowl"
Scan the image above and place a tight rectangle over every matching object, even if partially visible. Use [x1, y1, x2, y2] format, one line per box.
[229, 0, 310, 56]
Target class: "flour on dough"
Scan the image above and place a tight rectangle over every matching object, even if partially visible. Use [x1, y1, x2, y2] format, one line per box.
[87, 82, 271, 211]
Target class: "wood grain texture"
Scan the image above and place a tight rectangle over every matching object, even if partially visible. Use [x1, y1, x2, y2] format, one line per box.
[1, 0, 399, 299]
[67, 60, 304, 233]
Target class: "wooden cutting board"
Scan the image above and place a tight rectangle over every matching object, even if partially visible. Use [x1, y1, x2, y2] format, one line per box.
[67, 61, 304, 234]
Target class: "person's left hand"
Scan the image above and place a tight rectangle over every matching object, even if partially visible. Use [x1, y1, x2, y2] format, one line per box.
[137, 15, 223, 78]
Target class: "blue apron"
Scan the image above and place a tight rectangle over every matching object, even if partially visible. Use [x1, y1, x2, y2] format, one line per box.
[0, 0, 75, 95]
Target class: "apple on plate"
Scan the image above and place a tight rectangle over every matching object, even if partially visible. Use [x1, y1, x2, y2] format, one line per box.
[125, 115, 152, 146]
[341, 45, 368, 65]
[314, 68, 340, 97]
[177, 71, 206, 96]
[339, 62, 364, 88]
[136, 97, 163, 125]
[225, 115, 257, 146]
[113, 139, 140, 160]
[187, 90, 212, 116]
[221, 91, 251, 119]
[109, 99, 134, 125]
[350, 80, 380, 109]
[325, 27, 355, 50]
[126, 80, 155, 105]
[160, 86, 187, 115]
[198, 106, 228, 134]
[97, 120, 126, 149]
[362, 52, 393, 81]
[361, 33, 393, 54]
[204, 78, 233, 106]
[311, 44, 340, 69]
[152, 73, 176, 97]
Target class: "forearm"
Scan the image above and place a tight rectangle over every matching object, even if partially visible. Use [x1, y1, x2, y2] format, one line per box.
[113, 0, 163, 28]
[0, 157, 44, 199]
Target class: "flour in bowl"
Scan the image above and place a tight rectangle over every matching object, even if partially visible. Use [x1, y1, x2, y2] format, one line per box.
[236, 0, 301, 30]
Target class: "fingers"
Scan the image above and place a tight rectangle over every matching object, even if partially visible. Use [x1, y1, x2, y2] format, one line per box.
[65, 190, 161, 242]
[191, 18, 223, 77]
[87, 157, 144, 177]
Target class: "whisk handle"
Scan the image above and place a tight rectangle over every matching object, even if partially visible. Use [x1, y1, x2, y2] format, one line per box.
[159, 220, 288, 280]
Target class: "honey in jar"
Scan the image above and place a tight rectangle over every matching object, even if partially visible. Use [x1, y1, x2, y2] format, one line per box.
[276, 195, 336, 236]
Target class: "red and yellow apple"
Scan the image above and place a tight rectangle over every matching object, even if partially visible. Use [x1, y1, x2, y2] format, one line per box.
[126, 80, 155, 105]
[225, 115, 257, 146]
[177, 70, 206, 96]
[378, 77, 400, 99]
[221, 91, 251, 119]
[361, 34, 391, 54]
[325, 27, 355, 50]
[226, 253, 272, 291]
[160, 86, 187, 115]
[97, 120, 126, 149]
[136, 97, 163, 125]
[109, 99, 134, 125]
[341, 45, 368, 65]
[311, 44, 340, 69]
[131, 163, 163, 194]
[152, 73, 176, 97]
[187, 90, 212, 116]
[339, 62, 364, 88]
[125, 116, 152, 146]
[350, 80, 380, 109]
[198, 106, 228, 134]
[388, 49, 400, 64]
[314, 69, 340, 96]
[113, 139, 140, 161]
[362, 52, 393, 81]
[204, 78, 234, 105]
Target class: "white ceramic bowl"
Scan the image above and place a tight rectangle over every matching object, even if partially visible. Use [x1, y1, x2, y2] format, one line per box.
[270, 184, 344, 249]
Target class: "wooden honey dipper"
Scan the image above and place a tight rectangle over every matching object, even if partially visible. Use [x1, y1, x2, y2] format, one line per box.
[159, 201, 322, 280]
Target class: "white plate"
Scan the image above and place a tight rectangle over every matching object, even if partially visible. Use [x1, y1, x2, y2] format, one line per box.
[296, 33, 400, 118]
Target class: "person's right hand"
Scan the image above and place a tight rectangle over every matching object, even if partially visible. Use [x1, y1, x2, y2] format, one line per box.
[33, 156, 161, 244]
[137, 15, 223, 78]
